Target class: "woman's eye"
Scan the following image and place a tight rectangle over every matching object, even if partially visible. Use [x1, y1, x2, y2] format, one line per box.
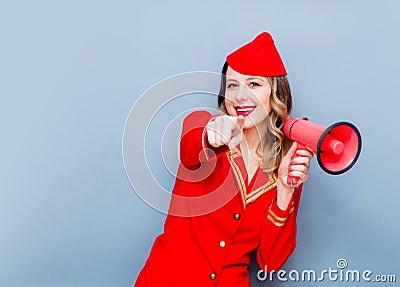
[249, 82, 261, 87]
[227, 83, 237, 88]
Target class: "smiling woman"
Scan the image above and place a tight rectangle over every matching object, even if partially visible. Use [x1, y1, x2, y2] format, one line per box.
[218, 61, 293, 176]
[133, 32, 314, 287]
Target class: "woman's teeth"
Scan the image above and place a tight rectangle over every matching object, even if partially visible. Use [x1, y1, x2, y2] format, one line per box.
[235, 106, 255, 116]
[237, 108, 253, 112]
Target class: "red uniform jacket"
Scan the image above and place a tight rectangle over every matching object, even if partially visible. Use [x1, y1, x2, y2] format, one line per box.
[134, 110, 302, 287]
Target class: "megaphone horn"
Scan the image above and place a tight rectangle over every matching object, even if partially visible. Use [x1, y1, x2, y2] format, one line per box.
[283, 117, 362, 185]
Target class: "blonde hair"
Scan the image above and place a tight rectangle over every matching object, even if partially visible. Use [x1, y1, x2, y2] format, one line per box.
[218, 62, 293, 174]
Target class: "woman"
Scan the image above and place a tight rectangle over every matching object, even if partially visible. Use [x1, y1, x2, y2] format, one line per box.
[134, 32, 314, 287]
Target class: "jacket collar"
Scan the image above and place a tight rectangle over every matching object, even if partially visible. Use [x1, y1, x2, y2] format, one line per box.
[226, 147, 277, 209]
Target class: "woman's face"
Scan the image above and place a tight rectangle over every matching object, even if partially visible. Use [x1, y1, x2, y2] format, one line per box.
[224, 65, 272, 130]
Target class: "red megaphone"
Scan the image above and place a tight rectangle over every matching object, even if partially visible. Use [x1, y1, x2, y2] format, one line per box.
[283, 117, 362, 186]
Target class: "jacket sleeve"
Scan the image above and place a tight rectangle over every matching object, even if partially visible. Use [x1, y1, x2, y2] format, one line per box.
[256, 185, 303, 272]
[179, 110, 228, 170]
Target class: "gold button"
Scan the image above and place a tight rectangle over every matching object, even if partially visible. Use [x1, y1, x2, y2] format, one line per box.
[219, 240, 226, 247]
[210, 273, 216, 280]
[233, 213, 241, 220]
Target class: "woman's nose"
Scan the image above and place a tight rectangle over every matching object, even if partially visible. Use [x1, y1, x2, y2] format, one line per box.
[235, 85, 249, 102]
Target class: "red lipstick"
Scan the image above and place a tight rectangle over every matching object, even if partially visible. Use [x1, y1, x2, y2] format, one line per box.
[235, 105, 256, 117]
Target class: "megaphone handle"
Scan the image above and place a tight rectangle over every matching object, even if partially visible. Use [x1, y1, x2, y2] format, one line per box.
[287, 143, 306, 186]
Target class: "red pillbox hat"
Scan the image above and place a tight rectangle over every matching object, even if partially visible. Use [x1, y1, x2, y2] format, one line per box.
[226, 32, 287, 76]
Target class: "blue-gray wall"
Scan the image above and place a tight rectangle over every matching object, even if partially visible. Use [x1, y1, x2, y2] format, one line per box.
[1, 1, 399, 286]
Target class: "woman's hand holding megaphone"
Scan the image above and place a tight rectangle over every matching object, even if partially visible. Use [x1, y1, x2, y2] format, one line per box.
[277, 142, 314, 210]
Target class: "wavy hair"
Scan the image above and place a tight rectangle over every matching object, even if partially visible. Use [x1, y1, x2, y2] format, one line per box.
[217, 62, 293, 174]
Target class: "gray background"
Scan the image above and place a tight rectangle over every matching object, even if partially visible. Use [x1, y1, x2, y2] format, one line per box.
[1, 0, 399, 286]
